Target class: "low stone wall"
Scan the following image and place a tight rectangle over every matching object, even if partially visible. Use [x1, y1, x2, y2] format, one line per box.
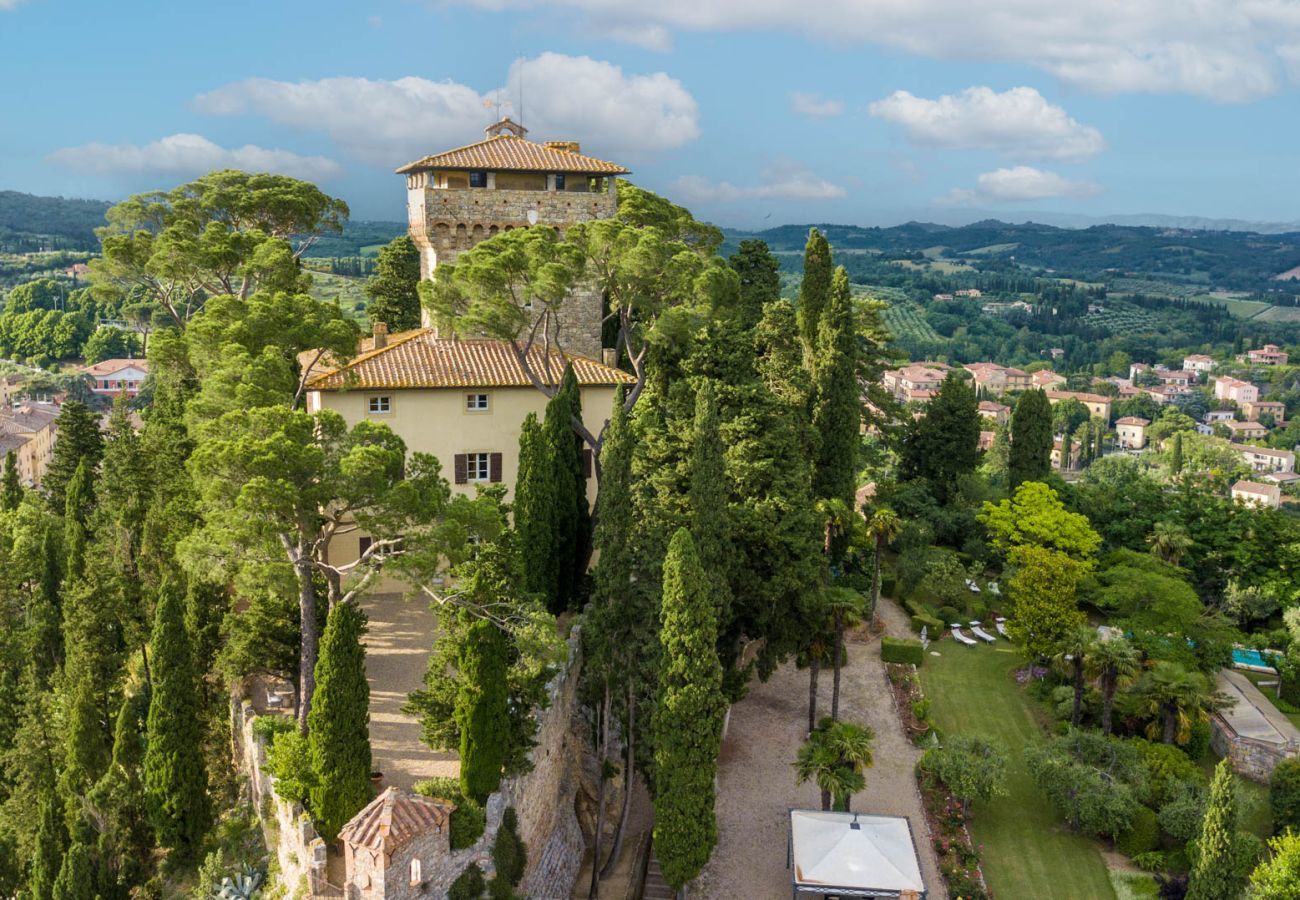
[1210, 711, 1299, 782]
[232, 696, 331, 897]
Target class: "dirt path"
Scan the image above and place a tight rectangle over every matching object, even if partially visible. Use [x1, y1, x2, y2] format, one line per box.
[360, 592, 458, 791]
[694, 597, 941, 899]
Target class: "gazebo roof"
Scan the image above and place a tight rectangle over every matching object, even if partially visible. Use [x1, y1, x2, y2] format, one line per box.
[789, 810, 926, 898]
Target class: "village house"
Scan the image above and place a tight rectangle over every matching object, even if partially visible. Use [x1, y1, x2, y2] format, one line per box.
[1231, 480, 1282, 509]
[1050, 437, 1083, 469]
[1241, 399, 1286, 424]
[1115, 416, 1150, 450]
[1046, 390, 1112, 423]
[932, 293, 954, 302]
[1214, 375, 1259, 406]
[1031, 370, 1066, 390]
[1129, 363, 1152, 381]
[1183, 354, 1215, 376]
[1205, 409, 1237, 425]
[1237, 444, 1296, 474]
[955, 288, 982, 298]
[1225, 420, 1268, 441]
[84, 358, 149, 399]
[964, 362, 1029, 394]
[0, 401, 60, 486]
[978, 400, 1011, 426]
[1145, 385, 1192, 406]
[1242, 343, 1289, 366]
[1047, 347, 1065, 360]
[1156, 370, 1195, 387]
[978, 430, 997, 451]
[883, 363, 949, 401]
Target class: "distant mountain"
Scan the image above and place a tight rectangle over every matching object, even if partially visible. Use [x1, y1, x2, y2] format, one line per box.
[0, 190, 112, 251]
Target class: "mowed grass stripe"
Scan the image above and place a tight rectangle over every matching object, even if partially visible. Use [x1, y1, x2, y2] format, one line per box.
[919, 642, 1117, 900]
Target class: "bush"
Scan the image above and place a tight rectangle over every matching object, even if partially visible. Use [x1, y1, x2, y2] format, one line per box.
[449, 862, 486, 900]
[1270, 757, 1300, 833]
[1179, 720, 1211, 761]
[490, 807, 527, 890]
[1117, 806, 1160, 857]
[910, 612, 944, 635]
[1132, 851, 1167, 872]
[880, 571, 897, 599]
[1133, 739, 1205, 805]
[414, 778, 487, 849]
[251, 715, 295, 746]
[263, 730, 315, 807]
[937, 606, 960, 626]
[881, 637, 924, 666]
[1157, 781, 1206, 844]
[967, 598, 988, 621]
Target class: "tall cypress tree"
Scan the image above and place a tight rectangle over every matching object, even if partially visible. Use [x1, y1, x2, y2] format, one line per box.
[689, 380, 732, 617]
[51, 841, 96, 900]
[364, 235, 422, 332]
[514, 413, 559, 609]
[28, 791, 67, 900]
[143, 580, 209, 856]
[1009, 388, 1054, 488]
[1171, 432, 1184, 475]
[898, 372, 980, 502]
[62, 573, 122, 796]
[797, 228, 832, 353]
[811, 266, 860, 514]
[728, 239, 781, 330]
[543, 365, 589, 610]
[307, 600, 372, 841]
[62, 460, 92, 586]
[456, 619, 511, 804]
[30, 527, 64, 683]
[653, 529, 725, 892]
[1188, 759, 1243, 900]
[89, 686, 153, 895]
[2, 450, 22, 510]
[44, 400, 103, 513]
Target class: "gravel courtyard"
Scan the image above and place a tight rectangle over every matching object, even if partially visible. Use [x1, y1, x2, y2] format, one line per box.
[694, 598, 942, 899]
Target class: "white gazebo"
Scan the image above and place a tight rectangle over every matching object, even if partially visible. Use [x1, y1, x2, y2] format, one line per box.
[787, 809, 927, 899]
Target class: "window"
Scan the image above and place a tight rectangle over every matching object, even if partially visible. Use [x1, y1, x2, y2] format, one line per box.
[358, 536, 372, 558]
[466, 393, 489, 412]
[554, 174, 566, 191]
[410, 858, 422, 886]
[467, 452, 491, 482]
[368, 396, 392, 414]
[469, 171, 488, 188]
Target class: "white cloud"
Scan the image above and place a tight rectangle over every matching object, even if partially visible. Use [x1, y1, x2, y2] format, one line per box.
[869, 86, 1105, 162]
[0, 0, 27, 9]
[673, 166, 846, 202]
[789, 91, 844, 119]
[46, 133, 343, 180]
[939, 166, 1102, 204]
[194, 53, 699, 166]
[440, 0, 1300, 101]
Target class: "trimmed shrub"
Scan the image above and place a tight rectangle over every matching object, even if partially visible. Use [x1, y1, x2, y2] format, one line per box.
[967, 598, 988, 621]
[1134, 739, 1206, 804]
[937, 606, 960, 626]
[1270, 757, 1300, 833]
[880, 571, 897, 599]
[1117, 805, 1160, 857]
[449, 862, 486, 900]
[488, 807, 527, 899]
[911, 613, 944, 635]
[881, 637, 924, 666]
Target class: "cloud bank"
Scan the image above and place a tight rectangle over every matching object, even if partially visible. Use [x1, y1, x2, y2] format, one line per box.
[940, 166, 1102, 204]
[673, 166, 846, 202]
[46, 133, 343, 180]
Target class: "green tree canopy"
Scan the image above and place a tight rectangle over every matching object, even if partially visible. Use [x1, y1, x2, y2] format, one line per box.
[1009, 388, 1053, 487]
[364, 235, 422, 331]
[980, 481, 1101, 560]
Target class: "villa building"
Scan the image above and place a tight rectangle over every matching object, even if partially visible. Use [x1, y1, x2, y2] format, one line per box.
[964, 362, 1029, 394]
[1241, 400, 1286, 424]
[978, 400, 1011, 426]
[1231, 480, 1282, 509]
[1115, 416, 1149, 450]
[1046, 390, 1112, 423]
[0, 401, 60, 486]
[883, 363, 949, 401]
[1225, 420, 1268, 442]
[1242, 344, 1289, 366]
[1031, 370, 1066, 390]
[85, 358, 149, 399]
[1183, 354, 1214, 376]
[1214, 376, 1259, 406]
[1237, 444, 1295, 474]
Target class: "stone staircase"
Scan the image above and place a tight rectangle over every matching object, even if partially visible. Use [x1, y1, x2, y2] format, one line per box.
[641, 848, 675, 900]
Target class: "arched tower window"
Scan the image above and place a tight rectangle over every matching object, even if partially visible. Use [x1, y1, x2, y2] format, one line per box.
[410, 857, 422, 886]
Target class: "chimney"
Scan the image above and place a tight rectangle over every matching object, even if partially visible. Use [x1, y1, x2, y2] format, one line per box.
[544, 140, 581, 155]
[602, 348, 619, 368]
[373, 322, 389, 349]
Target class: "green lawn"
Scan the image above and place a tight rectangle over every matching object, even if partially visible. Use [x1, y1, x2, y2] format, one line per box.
[919, 641, 1118, 900]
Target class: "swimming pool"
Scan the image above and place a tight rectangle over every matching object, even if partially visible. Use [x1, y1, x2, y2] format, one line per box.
[1232, 647, 1282, 671]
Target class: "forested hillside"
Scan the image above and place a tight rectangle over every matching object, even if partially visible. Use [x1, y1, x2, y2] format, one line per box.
[0, 191, 112, 252]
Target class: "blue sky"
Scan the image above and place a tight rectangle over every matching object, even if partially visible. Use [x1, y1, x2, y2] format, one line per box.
[3, 0, 1300, 228]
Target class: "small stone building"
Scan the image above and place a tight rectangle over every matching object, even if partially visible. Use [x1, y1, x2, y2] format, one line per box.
[339, 787, 456, 899]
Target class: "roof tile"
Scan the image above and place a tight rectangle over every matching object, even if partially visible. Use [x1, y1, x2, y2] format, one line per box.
[398, 134, 629, 175]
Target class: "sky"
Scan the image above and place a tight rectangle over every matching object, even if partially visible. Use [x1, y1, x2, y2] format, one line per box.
[2, 0, 1300, 229]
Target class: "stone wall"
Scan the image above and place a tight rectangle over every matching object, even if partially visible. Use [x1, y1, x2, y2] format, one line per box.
[232, 697, 331, 897]
[1210, 711, 1299, 782]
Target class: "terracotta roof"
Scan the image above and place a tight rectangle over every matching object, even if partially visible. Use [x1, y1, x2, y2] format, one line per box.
[978, 401, 1009, 412]
[0, 403, 59, 433]
[84, 358, 148, 377]
[1238, 444, 1293, 459]
[397, 134, 629, 175]
[339, 788, 454, 854]
[1233, 480, 1281, 497]
[1115, 416, 1150, 426]
[307, 330, 635, 391]
[0, 431, 31, 454]
[1047, 390, 1110, 404]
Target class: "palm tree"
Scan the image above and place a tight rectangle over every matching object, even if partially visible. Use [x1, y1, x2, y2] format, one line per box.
[1148, 520, 1193, 567]
[1053, 625, 1096, 728]
[825, 587, 865, 722]
[794, 719, 875, 811]
[865, 506, 901, 619]
[801, 606, 835, 734]
[1086, 636, 1141, 735]
[816, 497, 853, 561]
[1132, 661, 1220, 744]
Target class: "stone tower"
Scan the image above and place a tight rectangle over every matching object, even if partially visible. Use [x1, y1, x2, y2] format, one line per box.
[396, 118, 630, 361]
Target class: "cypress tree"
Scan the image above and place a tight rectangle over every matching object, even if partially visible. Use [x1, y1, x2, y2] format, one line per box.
[62, 460, 92, 586]
[30, 527, 64, 683]
[28, 791, 67, 900]
[514, 412, 559, 609]
[62, 573, 122, 796]
[1009, 388, 1054, 488]
[456, 619, 511, 804]
[2, 449, 21, 510]
[729, 239, 781, 330]
[811, 266, 860, 514]
[44, 400, 103, 513]
[51, 841, 96, 900]
[653, 529, 725, 891]
[1188, 759, 1243, 900]
[89, 686, 153, 895]
[689, 380, 732, 618]
[308, 600, 372, 842]
[1171, 431, 1184, 475]
[797, 228, 832, 352]
[898, 372, 980, 502]
[143, 580, 209, 856]
[364, 235, 422, 332]
[543, 365, 589, 610]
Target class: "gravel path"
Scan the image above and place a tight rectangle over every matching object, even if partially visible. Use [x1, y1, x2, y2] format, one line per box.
[694, 598, 942, 899]
[360, 592, 459, 791]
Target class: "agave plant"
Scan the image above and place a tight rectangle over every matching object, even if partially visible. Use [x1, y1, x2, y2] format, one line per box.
[213, 866, 263, 900]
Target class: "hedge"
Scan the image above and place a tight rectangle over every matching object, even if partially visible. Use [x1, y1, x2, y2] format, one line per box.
[937, 606, 960, 626]
[881, 636, 924, 667]
[911, 612, 944, 635]
[880, 572, 897, 599]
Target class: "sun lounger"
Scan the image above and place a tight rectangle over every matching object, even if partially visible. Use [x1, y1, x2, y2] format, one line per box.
[988, 582, 1001, 596]
[966, 579, 981, 593]
[950, 624, 978, 646]
[994, 618, 1010, 639]
[969, 621, 996, 643]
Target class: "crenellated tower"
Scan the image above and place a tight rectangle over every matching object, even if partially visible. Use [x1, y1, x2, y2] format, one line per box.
[396, 118, 629, 361]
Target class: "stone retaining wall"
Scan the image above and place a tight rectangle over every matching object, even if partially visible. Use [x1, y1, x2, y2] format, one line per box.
[1210, 711, 1300, 782]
